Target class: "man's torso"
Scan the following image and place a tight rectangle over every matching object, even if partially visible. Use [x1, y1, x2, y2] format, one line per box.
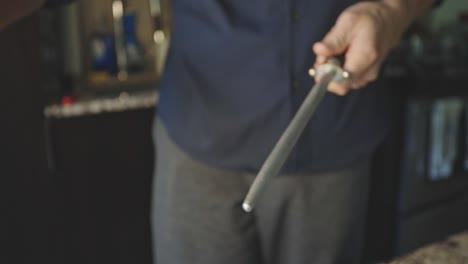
[158, 0, 390, 173]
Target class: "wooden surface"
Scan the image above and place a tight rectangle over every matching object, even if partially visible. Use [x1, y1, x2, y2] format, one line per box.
[389, 231, 468, 264]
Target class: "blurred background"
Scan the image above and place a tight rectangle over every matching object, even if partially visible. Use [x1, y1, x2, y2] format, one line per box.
[1, 1, 468, 264]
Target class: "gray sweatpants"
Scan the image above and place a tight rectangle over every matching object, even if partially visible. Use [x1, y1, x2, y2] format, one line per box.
[151, 119, 370, 264]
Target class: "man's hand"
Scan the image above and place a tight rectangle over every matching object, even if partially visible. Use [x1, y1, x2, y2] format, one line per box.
[0, 0, 46, 30]
[313, 0, 434, 96]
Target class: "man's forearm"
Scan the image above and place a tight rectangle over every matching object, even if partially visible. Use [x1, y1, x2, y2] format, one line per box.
[0, 0, 46, 30]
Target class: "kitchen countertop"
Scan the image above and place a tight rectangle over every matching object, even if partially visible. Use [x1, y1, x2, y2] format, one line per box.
[44, 90, 158, 119]
[388, 231, 468, 264]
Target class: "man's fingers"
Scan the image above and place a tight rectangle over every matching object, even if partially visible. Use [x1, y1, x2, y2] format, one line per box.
[328, 82, 351, 96]
[348, 57, 382, 89]
[314, 55, 327, 67]
[313, 23, 351, 83]
[326, 61, 380, 93]
[344, 43, 378, 78]
[312, 30, 347, 57]
[313, 43, 333, 58]
[313, 12, 383, 93]
[363, 62, 381, 82]
[351, 80, 368, 89]
[313, 27, 349, 58]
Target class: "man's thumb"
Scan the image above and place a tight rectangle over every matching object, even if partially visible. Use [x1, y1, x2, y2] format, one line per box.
[313, 26, 349, 57]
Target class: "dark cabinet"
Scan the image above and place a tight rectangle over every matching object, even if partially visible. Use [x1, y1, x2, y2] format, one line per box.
[365, 75, 468, 262]
[0, 15, 55, 264]
[1, 10, 156, 264]
[48, 108, 155, 264]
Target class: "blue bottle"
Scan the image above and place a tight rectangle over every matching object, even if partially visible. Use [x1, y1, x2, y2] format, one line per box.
[123, 12, 146, 73]
[90, 17, 116, 74]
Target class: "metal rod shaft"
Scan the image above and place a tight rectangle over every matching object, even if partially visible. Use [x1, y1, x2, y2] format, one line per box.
[242, 72, 335, 212]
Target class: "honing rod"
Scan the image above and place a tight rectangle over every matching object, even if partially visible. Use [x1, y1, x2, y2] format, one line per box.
[242, 58, 350, 212]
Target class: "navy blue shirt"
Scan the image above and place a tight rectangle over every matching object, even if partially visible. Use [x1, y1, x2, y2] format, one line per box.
[43, 0, 442, 173]
[159, 0, 391, 174]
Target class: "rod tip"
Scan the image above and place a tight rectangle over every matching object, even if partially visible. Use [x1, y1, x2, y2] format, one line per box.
[242, 203, 253, 212]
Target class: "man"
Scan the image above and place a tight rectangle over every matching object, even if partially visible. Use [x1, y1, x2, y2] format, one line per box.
[152, 1, 440, 264]
[0, 0, 439, 263]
